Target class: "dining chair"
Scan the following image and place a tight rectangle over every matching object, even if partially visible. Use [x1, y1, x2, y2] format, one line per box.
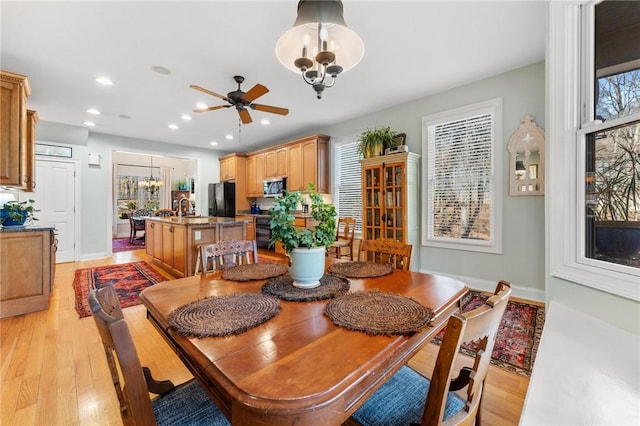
[328, 217, 356, 260]
[153, 208, 175, 217]
[348, 281, 512, 426]
[359, 238, 413, 270]
[198, 239, 259, 273]
[87, 284, 229, 426]
[128, 208, 148, 243]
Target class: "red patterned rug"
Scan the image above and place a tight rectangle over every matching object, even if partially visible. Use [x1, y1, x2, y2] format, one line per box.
[432, 290, 545, 376]
[112, 237, 145, 252]
[73, 261, 166, 318]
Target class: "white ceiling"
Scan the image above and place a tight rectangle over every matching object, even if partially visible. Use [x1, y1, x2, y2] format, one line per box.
[1, 1, 547, 152]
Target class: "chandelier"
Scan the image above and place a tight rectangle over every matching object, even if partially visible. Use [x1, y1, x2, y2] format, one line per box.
[275, 0, 364, 99]
[138, 156, 164, 196]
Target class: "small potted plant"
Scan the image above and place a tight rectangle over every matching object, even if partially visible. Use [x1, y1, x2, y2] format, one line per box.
[269, 184, 336, 288]
[0, 199, 38, 227]
[357, 126, 396, 158]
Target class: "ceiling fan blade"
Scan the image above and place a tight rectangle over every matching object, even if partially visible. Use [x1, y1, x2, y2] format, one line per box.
[251, 104, 290, 116]
[193, 105, 229, 113]
[189, 84, 229, 101]
[243, 84, 269, 102]
[238, 109, 252, 124]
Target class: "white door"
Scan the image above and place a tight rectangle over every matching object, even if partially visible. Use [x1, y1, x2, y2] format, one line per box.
[21, 159, 77, 263]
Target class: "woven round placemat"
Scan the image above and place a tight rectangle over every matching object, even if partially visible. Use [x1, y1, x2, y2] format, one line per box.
[261, 274, 350, 302]
[327, 261, 394, 278]
[324, 290, 432, 335]
[168, 293, 281, 337]
[221, 263, 288, 281]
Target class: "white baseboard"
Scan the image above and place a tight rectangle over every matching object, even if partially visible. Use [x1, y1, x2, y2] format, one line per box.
[418, 268, 545, 303]
[79, 252, 110, 261]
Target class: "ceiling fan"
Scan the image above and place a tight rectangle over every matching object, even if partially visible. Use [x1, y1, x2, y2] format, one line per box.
[190, 75, 289, 124]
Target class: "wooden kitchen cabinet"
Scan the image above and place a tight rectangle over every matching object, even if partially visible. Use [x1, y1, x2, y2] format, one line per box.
[360, 152, 420, 267]
[236, 215, 256, 241]
[1, 70, 31, 189]
[0, 228, 55, 318]
[287, 134, 330, 193]
[219, 153, 246, 182]
[265, 150, 276, 179]
[275, 147, 288, 177]
[25, 109, 38, 192]
[246, 152, 265, 197]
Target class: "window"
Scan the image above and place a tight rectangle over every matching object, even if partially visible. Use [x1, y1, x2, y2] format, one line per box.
[333, 137, 362, 233]
[115, 174, 160, 219]
[422, 98, 503, 253]
[548, 1, 639, 300]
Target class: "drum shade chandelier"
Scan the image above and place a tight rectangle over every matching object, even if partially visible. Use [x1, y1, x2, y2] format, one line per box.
[138, 156, 163, 196]
[275, 0, 364, 99]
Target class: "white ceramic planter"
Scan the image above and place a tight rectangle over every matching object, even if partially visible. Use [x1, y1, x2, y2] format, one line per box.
[289, 246, 326, 288]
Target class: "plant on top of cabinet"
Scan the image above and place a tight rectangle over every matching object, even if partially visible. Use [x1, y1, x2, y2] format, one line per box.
[1, 199, 38, 227]
[357, 126, 397, 158]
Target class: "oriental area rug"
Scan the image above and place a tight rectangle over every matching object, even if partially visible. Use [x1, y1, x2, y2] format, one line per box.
[112, 237, 145, 252]
[432, 290, 545, 377]
[73, 261, 166, 318]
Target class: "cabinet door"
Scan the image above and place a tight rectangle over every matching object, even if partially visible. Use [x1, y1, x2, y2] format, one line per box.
[0, 77, 26, 187]
[301, 140, 318, 191]
[153, 222, 163, 260]
[220, 158, 229, 181]
[24, 110, 37, 192]
[382, 162, 405, 242]
[246, 155, 257, 196]
[288, 143, 303, 191]
[362, 165, 383, 241]
[172, 225, 186, 275]
[145, 221, 155, 257]
[255, 153, 265, 191]
[162, 224, 174, 268]
[264, 150, 276, 179]
[275, 147, 288, 177]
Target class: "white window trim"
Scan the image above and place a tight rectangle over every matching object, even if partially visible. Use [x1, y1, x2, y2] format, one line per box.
[548, 1, 640, 301]
[421, 97, 503, 254]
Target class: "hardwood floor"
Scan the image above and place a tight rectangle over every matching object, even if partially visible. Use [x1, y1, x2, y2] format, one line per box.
[1, 249, 534, 425]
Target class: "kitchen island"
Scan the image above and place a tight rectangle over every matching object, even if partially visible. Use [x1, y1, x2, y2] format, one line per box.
[145, 216, 250, 277]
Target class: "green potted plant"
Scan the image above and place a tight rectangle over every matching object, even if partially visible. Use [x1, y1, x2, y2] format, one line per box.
[357, 126, 396, 158]
[269, 184, 337, 288]
[1, 199, 38, 227]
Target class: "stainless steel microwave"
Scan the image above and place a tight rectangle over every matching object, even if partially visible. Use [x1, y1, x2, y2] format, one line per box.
[263, 177, 286, 197]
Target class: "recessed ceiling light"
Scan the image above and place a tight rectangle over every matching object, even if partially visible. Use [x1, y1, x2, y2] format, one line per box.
[210, 141, 218, 146]
[168, 124, 178, 130]
[87, 108, 101, 115]
[181, 115, 192, 121]
[95, 77, 114, 86]
[195, 103, 207, 110]
[225, 134, 233, 140]
[150, 65, 171, 75]
[261, 119, 270, 125]
[84, 121, 96, 127]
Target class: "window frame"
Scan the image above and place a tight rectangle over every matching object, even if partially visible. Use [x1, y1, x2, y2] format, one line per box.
[421, 97, 503, 254]
[548, 1, 640, 301]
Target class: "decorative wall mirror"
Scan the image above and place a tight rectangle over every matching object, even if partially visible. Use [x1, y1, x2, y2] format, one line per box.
[508, 114, 545, 196]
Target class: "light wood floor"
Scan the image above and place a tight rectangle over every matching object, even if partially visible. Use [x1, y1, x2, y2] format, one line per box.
[1, 249, 535, 425]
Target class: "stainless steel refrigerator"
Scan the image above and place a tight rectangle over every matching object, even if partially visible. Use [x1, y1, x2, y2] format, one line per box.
[208, 182, 236, 217]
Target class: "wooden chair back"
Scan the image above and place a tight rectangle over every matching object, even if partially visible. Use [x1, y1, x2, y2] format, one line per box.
[329, 217, 356, 260]
[88, 284, 156, 426]
[422, 281, 512, 426]
[358, 238, 413, 270]
[153, 208, 175, 217]
[200, 239, 259, 273]
[128, 209, 148, 243]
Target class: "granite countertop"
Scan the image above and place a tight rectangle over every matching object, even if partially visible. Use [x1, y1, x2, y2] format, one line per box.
[236, 210, 313, 218]
[0, 224, 56, 233]
[145, 216, 251, 225]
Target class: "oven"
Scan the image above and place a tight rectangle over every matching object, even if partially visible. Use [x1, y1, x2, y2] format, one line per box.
[255, 216, 271, 249]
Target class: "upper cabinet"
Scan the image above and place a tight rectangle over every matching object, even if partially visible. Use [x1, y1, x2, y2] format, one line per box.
[219, 153, 246, 182]
[287, 134, 330, 193]
[25, 110, 39, 192]
[246, 152, 265, 197]
[1, 70, 33, 190]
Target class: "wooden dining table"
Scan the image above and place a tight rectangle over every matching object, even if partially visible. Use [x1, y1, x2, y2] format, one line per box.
[139, 257, 467, 425]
